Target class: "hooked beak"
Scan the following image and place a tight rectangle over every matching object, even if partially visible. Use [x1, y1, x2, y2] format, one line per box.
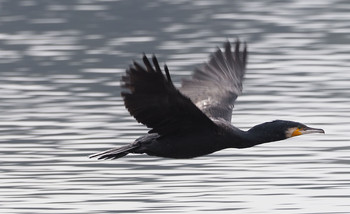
[302, 127, 325, 135]
[292, 126, 325, 137]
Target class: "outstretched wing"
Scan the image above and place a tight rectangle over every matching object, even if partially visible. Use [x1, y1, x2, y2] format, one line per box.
[180, 41, 247, 122]
[121, 55, 217, 136]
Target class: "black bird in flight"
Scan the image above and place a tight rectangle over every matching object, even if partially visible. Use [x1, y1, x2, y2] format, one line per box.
[90, 40, 324, 160]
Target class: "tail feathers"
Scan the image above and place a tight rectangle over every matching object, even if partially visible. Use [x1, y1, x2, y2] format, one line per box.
[89, 144, 139, 160]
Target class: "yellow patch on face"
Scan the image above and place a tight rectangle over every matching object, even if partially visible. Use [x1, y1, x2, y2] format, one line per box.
[291, 128, 302, 137]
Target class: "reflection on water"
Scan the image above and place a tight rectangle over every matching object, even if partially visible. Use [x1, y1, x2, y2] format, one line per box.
[1, 0, 350, 213]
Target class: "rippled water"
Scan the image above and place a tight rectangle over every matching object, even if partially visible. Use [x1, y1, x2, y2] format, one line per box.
[1, 0, 350, 213]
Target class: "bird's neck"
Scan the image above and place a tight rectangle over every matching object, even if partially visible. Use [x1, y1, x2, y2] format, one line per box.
[247, 125, 286, 147]
[229, 125, 285, 149]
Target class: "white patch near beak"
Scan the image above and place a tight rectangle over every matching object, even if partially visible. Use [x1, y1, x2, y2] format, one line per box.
[285, 127, 298, 138]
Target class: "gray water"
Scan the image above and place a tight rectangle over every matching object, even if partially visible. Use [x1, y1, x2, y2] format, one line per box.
[1, 0, 350, 213]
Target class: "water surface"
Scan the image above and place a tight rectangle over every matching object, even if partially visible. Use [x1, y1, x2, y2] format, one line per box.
[1, 0, 350, 213]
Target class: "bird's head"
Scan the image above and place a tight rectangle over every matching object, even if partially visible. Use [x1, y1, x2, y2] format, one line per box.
[248, 120, 324, 144]
[283, 121, 325, 138]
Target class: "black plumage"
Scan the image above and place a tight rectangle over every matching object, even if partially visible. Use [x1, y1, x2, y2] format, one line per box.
[90, 40, 324, 160]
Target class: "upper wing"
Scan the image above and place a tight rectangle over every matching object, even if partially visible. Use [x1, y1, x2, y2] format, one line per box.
[180, 41, 247, 122]
[121, 55, 217, 136]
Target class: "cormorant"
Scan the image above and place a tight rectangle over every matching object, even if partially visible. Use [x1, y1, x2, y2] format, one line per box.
[90, 40, 324, 160]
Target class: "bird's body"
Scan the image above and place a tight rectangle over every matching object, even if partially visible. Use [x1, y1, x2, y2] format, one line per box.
[90, 40, 324, 160]
[135, 131, 222, 159]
